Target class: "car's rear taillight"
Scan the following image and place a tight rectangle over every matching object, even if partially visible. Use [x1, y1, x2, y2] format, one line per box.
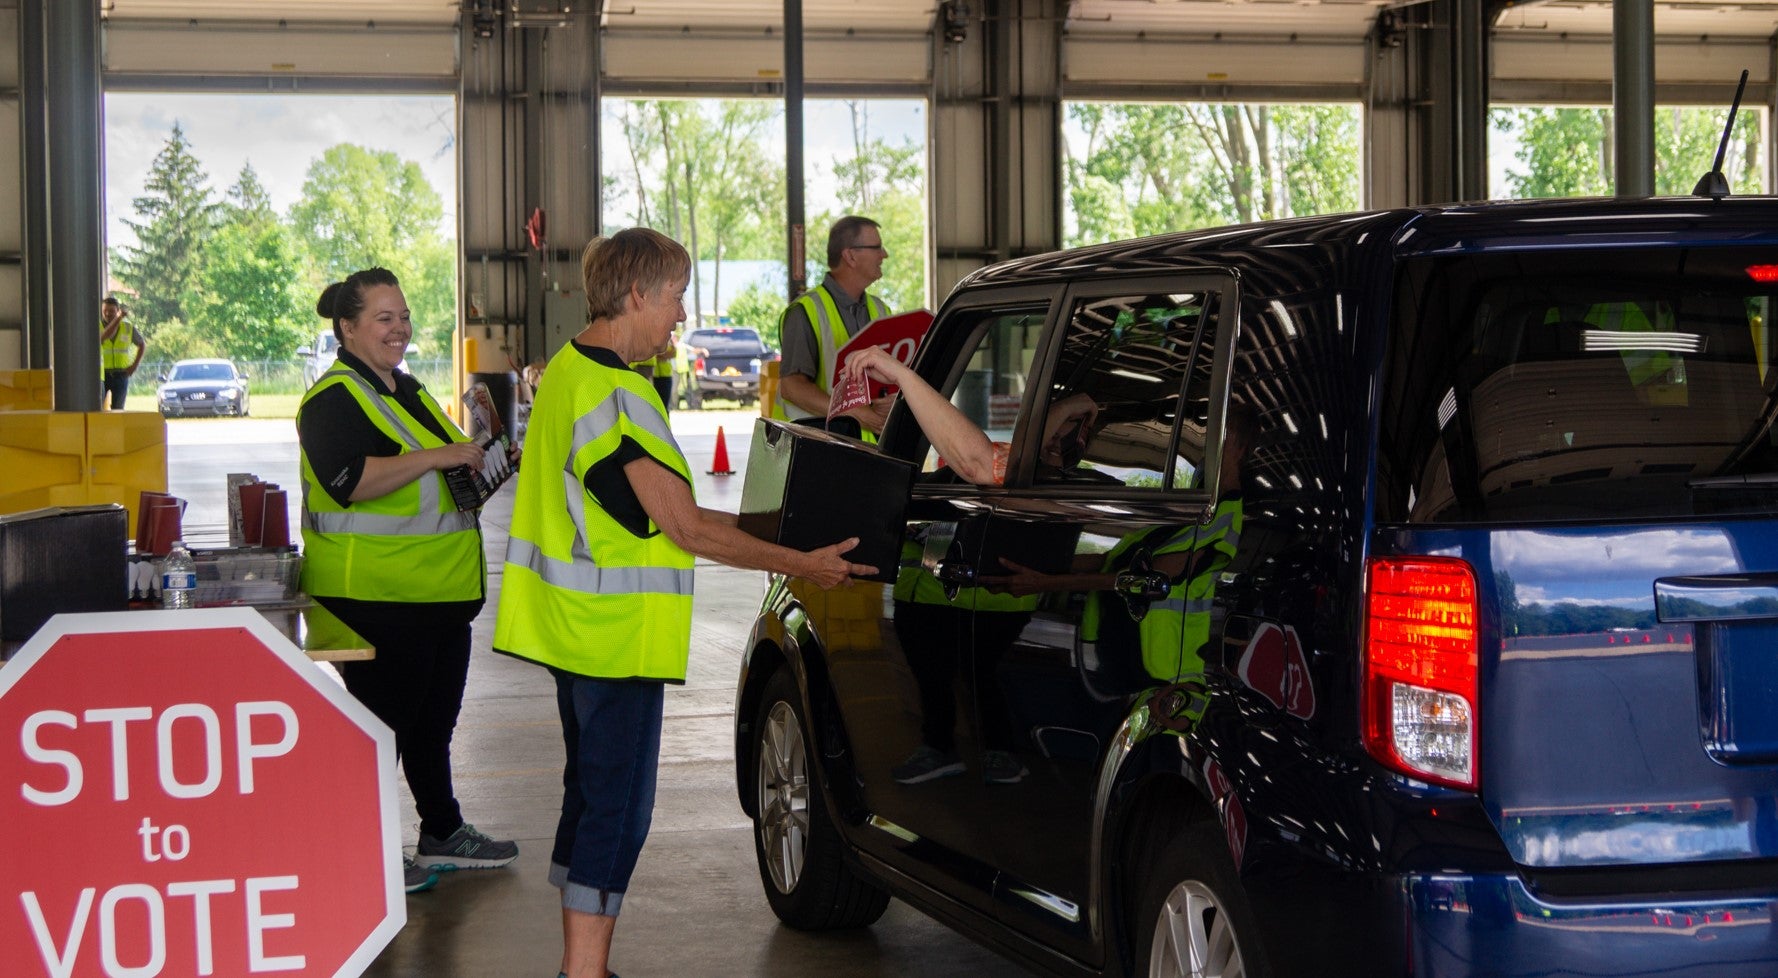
[695, 356, 706, 374]
[1362, 556, 1479, 790]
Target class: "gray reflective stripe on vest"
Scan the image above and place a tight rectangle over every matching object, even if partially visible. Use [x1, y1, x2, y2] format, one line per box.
[305, 508, 476, 536]
[570, 384, 678, 462]
[1150, 597, 1212, 617]
[563, 384, 684, 565]
[319, 366, 447, 518]
[506, 538, 693, 596]
[1200, 509, 1240, 540]
[808, 294, 840, 397]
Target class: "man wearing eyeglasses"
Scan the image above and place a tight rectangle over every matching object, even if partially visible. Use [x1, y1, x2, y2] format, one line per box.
[773, 215, 893, 438]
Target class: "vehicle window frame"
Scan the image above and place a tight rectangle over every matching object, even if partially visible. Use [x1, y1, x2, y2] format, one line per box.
[1005, 272, 1241, 502]
[880, 282, 1063, 500]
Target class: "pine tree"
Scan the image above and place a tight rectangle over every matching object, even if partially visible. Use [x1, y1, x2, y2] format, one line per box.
[189, 163, 311, 363]
[110, 122, 220, 327]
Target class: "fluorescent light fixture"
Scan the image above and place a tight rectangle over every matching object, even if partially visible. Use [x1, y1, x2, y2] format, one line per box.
[1108, 367, 1162, 383]
[1581, 330, 1702, 353]
[1288, 473, 1304, 489]
[1255, 475, 1274, 489]
[1318, 413, 1329, 440]
[1281, 411, 1299, 434]
[1438, 388, 1458, 430]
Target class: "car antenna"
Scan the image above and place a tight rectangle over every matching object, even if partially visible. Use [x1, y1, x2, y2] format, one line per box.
[1693, 68, 1750, 199]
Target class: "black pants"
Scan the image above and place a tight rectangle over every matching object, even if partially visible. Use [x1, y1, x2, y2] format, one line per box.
[102, 369, 130, 410]
[328, 599, 479, 839]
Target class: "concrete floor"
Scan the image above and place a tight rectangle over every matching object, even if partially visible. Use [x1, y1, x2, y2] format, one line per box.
[165, 412, 1034, 978]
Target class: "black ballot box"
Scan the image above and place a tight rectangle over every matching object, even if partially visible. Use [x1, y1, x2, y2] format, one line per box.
[738, 419, 914, 584]
[0, 504, 129, 642]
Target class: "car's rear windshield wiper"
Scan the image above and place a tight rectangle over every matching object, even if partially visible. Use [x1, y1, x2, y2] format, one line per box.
[1689, 473, 1778, 490]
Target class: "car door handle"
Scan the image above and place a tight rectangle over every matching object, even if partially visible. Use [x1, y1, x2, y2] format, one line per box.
[1115, 570, 1172, 602]
[936, 560, 977, 600]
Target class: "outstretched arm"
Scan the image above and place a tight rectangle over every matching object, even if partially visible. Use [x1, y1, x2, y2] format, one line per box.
[840, 346, 998, 485]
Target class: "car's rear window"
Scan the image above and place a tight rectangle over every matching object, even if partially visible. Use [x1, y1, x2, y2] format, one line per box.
[1378, 246, 1778, 523]
[686, 329, 764, 355]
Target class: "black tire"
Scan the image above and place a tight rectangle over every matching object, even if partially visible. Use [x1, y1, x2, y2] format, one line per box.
[686, 386, 704, 410]
[1135, 821, 1269, 978]
[750, 667, 889, 930]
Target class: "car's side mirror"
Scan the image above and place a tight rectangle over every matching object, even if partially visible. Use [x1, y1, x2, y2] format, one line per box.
[295, 346, 312, 357]
[158, 371, 168, 382]
[239, 371, 250, 380]
[405, 342, 420, 355]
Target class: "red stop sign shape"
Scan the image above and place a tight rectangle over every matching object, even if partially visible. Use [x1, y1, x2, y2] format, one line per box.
[1, 609, 402, 978]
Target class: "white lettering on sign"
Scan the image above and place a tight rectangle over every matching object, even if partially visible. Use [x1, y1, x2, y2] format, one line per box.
[137, 818, 192, 862]
[20, 877, 305, 977]
[20, 710, 81, 806]
[235, 702, 298, 795]
[17, 702, 298, 805]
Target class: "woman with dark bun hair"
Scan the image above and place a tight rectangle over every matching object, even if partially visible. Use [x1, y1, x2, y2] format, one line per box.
[297, 266, 519, 896]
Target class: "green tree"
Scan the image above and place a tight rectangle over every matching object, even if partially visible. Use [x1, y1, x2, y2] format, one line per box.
[111, 122, 219, 329]
[727, 278, 788, 347]
[1063, 101, 1360, 248]
[188, 165, 311, 362]
[819, 107, 928, 309]
[1492, 107, 1611, 198]
[289, 144, 456, 352]
[1493, 105, 1763, 199]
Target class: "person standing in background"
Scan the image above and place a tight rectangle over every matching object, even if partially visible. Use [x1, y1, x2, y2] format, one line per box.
[297, 266, 520, 896]
[100, 296, 145, 411]
[496, 228, 872, 978]
[771, 215, 892, 437]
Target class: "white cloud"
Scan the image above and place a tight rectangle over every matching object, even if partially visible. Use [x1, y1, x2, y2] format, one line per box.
[105, 92, 456, 252]
[1493, 528, 1740, 581]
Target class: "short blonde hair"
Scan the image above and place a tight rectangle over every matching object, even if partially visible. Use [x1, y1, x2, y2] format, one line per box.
[581, 228, 692, 322]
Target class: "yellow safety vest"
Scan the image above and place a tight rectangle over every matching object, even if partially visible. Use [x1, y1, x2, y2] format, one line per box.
[297, 365, 484, 603]
[1081, 498, 1244, 681]
[495, 347, 697, 681]
[771, 283, 889, 423]
[101, 317, 137, 371]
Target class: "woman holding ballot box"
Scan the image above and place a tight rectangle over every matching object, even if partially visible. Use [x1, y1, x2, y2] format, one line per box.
[495, 228, 874, 978]
[297, 267, 519, 896]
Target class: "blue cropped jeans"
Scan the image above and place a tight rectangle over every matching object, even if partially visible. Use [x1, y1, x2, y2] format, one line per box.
[547, 669, 665, 917]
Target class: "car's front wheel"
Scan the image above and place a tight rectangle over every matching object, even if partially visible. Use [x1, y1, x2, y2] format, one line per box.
[1137, 821, 1268, 978]
[751, 667, 888, 930]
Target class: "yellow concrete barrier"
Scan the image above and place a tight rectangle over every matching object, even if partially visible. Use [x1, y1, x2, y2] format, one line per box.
[0, 411, 167, 523]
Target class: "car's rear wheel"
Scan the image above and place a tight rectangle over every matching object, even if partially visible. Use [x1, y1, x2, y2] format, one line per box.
[751, 667, 888, 930]
[1137, 822, 1268, 978]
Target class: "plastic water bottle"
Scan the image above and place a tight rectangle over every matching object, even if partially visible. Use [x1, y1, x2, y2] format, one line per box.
[161, 541, 196, 610]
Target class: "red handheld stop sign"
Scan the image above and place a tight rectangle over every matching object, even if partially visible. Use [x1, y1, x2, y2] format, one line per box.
[1, 609, 403, 978]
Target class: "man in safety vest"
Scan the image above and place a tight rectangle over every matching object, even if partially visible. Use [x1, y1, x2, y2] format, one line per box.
[99, 296, 145, 411]
[773, 215, 892, 437]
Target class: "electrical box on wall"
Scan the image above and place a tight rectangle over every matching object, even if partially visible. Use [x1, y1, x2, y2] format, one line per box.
[542, 288, 585, 364]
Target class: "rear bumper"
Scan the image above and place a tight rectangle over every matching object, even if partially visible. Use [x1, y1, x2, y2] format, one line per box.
[1397, 873, 1776, 978]
[1251, 868, 1776, 977]
[694, 375, 760, 394]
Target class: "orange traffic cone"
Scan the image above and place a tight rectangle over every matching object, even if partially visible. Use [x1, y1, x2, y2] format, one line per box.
[708, 425, 734, 476]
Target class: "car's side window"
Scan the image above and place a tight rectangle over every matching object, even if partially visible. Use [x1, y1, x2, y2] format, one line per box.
[1025, 288, 1221, 490]
[918, 308, 1049, 475]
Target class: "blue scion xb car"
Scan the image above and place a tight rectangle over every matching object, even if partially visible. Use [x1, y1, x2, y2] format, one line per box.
[733, 197, 1778, 977]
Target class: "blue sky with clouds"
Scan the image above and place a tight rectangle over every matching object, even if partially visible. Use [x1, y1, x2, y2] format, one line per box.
[105, 93, 458, 252]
